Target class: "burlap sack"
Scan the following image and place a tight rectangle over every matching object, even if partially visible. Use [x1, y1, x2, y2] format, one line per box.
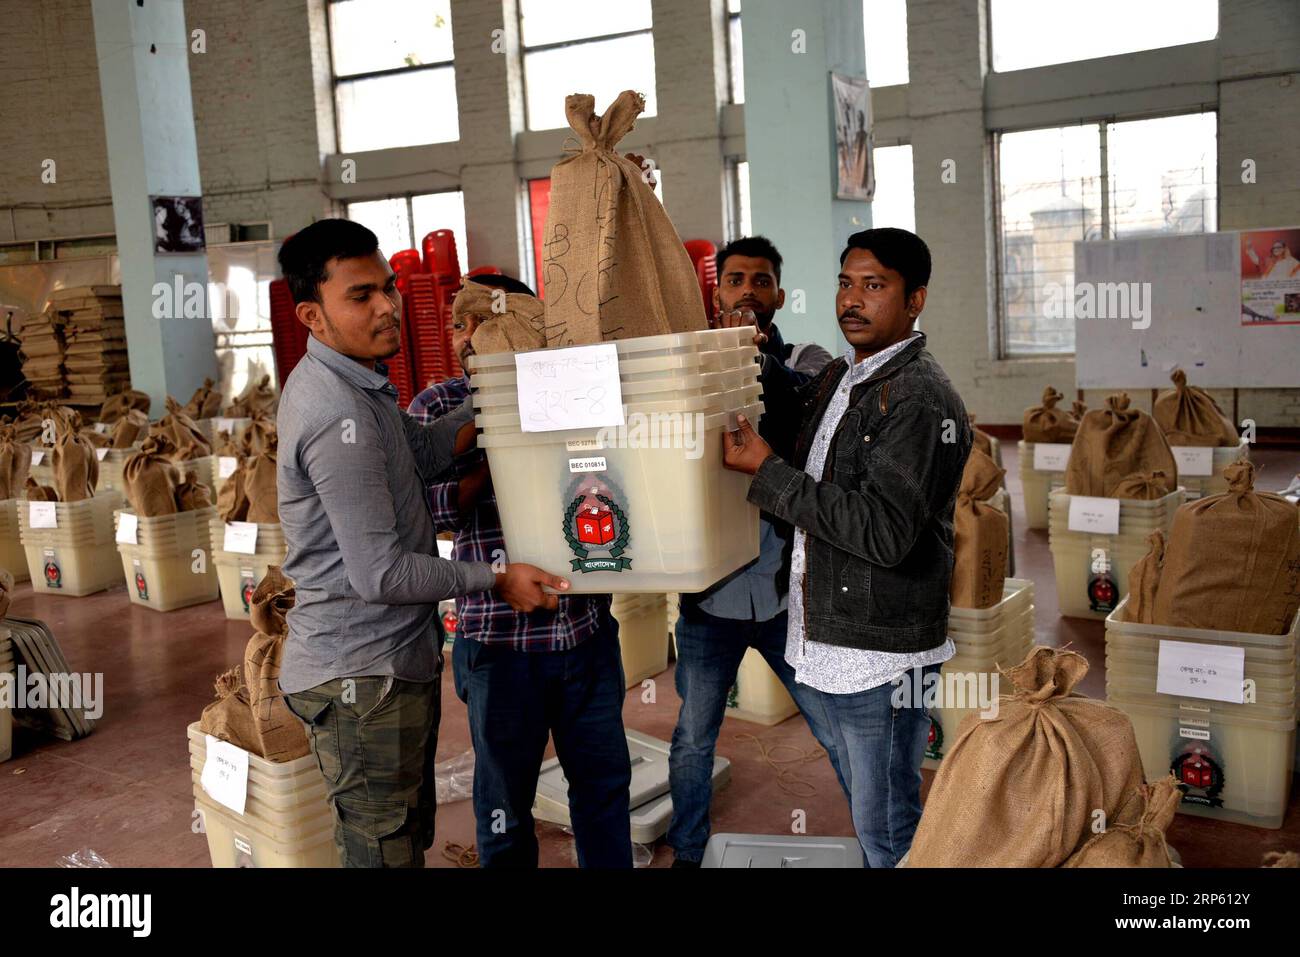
[0, 568, 14, 619]
[79, 427, 110, 449]
[24, 477, 58, 501]
[51, 424, 99, 503]
[226, 374, 276, 418]
[217, 459, 250, 522]
[174, 469, 213, 512]
[243, 567, 309, 762]
[199, 667, 259, 754]
[1023, 387, 1074, 443]
[1063, 775, 1180, 868]
[0, 424, 32, 500]
[123, 435, 180, 517]
[540, 91, 706, 346]
[1123, 530, 1166, 624]
[1154, 369, 1238, 448]
[1111, 470, 1174, 501]
[240, 412, 276, 458]
[1065, 393, 1178, 497]
[182, 376, 224, 420]
[1153, 461, 1300, 635]
[464, 281, 547, 356]
[215, 430, 241, 457]
[150, 396, 211, 461]
[968, 414, 993, 459]
[99, 388, 150, 424]
[243, 435, 278, 524]
[11, 404, 44, 443]
[110, 409, 149, 449]
[1070, 399, 1088, 424]
[906, 646, 1145, 868]
[950, 449, 1009, 609]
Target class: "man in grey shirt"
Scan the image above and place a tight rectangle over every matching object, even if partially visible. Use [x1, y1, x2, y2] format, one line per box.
[275, 218, 566, 868]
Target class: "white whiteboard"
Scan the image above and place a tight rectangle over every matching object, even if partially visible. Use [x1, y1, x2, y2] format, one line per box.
[1074, 232, 1299, 389]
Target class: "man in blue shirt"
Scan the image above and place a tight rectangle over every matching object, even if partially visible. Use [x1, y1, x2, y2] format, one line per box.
[668, 237, 837, 867]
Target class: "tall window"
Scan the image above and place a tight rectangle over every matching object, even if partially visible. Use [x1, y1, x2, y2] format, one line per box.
[863, 0, 909, 88]
[519, 0, 657, 131]
[870, 144, 915, 233]
[990, 0, 1217, 73]
[996, 113, 1216, 356]
[346, 190, 468, 275]
[727, 0, 743, 104]
[329, 0, 458, 152]
[726, 159, 752, 242]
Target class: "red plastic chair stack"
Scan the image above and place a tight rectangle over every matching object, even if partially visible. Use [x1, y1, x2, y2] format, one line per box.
[421, 230, 459, 276]
[390, 248, 423, 280]
[268, 278, 308, 383]
[405, 273, 449, 390]
[685, 240, 718, 319]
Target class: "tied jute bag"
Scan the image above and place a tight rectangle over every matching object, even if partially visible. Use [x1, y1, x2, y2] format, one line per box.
[174, 469, 213, 511]
[111, 409, 149, 449]
[123, 435, 181, 517]
[1123, 530, 1166, 624]
[540, 91, 706, 347]
[906, 646, 1145, 868]
[244, 434, 278, 524]
[25, 477, 58, 501]
[1153, 461, 1300, 635]
[51, 415, 98, 502]
[0, 423, 32, 500]
[950, 448, 1009, 610]
[465, 282, 547, 356]
[1112, 470, 1174, 501]
[1154, 369, 1238, 448]
[151, 397, 211, 461]
[99, 388, 150, 424]
[240, 412, 277, 458]
[217, 458, 250, 522]
[1064, 775, 1181, 868]
[244, 566, 309, 762]
[182, 376, 224, 420]
[226, 374, 276, 418]
[199, 667, 258, 754]
[1023, 387, 1076, 443]
[1066, 393, 1178, 498]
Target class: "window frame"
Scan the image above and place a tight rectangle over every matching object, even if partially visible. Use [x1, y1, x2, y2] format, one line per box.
[326, 0, 458, 152]
[516, 7, 656, 131]
[344, 187, 466, 255]
[726, 3, 743, 104]
[993, 109, 1218, 359]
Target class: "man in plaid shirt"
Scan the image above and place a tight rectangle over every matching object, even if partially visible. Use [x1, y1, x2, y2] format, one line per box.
[408, 274, 632, 868]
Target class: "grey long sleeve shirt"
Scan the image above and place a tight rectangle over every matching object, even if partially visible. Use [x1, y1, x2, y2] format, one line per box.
[278, 333, 497, 694]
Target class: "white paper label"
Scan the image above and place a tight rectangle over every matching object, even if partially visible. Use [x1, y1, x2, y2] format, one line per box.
[116, 512, 139, 545]
[1033, 443, 1071, 472]
[1067, 495, 1120, 535]
[95, 447, 109, 461]
[30, 450, 45, 467]
[569, 456, 607, 474]
[565, 437, 605, 452]
[1156, 639, 1246, 704]
[515, 343, 625, 433]
[1171, 446, 1214, 477]
[218, 456, 238, 479]
[1179, 727, 1211, 741]
[28, 501, 57, 529]
[223, 521, 259, 555]
[93, 422, 111, 435]
[436, 539, 453, 561]
[201, 734, 249, 816]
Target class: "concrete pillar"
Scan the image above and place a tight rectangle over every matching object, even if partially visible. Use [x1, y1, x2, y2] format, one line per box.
[92, 0, 217, 412]
[740, 0, 870, 351]
[450, 0, 528, 277]
[651, 0, 729, 244]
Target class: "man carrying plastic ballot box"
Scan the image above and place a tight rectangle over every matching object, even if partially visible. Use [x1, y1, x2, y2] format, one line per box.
[275, 219, 569, 868]
[408, 274, 634, 869]
[721, 228, 972, 867]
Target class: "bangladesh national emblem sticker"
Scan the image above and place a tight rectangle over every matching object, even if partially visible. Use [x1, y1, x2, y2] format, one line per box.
[562, 474, 633, 574]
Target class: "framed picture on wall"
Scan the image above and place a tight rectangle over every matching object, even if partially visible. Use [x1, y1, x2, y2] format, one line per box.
[151, 195, 206, 254]
[831, 72, 875, 202]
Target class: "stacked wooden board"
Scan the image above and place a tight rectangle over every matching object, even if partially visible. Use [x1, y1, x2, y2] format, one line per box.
[51, 285, 130, 405]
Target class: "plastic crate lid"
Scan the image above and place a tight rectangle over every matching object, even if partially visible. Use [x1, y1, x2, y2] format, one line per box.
[701, 833, 864, 868]
[1105, 601, 1300, 649]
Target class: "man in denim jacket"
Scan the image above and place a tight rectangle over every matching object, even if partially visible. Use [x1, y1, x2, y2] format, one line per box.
[722, 228, 971, 866]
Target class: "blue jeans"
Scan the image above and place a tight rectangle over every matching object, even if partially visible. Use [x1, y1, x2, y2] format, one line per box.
[667, 606, 845, 863]
[803, 662, 941, 868]
[452, 613, 633, 868]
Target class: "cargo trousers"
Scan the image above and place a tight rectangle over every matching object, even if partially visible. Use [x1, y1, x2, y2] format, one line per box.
[284, 674, 440, 868]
